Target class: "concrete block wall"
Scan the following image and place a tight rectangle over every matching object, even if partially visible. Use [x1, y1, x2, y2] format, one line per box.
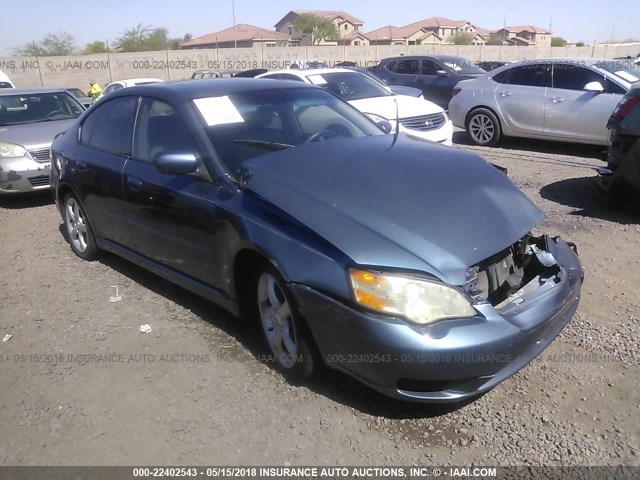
[0, 43, 637, 88]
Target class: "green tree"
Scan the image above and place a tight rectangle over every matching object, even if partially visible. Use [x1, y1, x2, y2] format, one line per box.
[83, 41, 110, 54]
[551, 37, 567, 47]
[168, 33, 193, 50]
[452, 32, 474, 45]
[575, 41, 585, 47]
[114, 24, 191, 51]
[14, 31, 76, 56]
[485, 33, 504, 46]
[292, 13, 338, 46]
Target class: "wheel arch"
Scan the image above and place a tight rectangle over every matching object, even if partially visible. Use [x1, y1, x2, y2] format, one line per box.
[464, 105, 504, 132]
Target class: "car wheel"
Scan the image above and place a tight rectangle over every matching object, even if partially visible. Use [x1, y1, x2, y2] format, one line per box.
[254, 264, 317, 378]
[63, 194, 98, 260]
[467, 108, 501, 146]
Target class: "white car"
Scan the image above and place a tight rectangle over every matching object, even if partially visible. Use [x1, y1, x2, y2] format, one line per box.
[101, 78, 163, 97]
[0, 71, 15, 88]
[257, 68, 453, 146]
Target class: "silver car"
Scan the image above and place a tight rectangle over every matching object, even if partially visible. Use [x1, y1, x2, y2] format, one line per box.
[449, 58, 638, 146]
[0, 88, 84, 194]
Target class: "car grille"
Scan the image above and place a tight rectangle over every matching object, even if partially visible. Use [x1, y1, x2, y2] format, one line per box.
[28, 175, 50, 187]
[399, 113, 446, 132]
[29, 148, 51, 163]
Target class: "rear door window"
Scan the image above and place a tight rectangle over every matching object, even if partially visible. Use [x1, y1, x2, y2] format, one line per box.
[552, 65, 605, 90]
[389, 59, 420, 75]
[80, 96, 138, 155]
[507, 64, 552, 87]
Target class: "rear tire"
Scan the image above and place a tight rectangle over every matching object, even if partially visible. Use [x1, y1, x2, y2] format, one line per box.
[253, 263, 317, 378]
[467, 108, 502, 146]
[62, 194, 98, 260]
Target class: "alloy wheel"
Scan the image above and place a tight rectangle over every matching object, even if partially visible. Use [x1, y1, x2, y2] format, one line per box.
[469, 113, 495, 144]
[65, 196, 88, 253]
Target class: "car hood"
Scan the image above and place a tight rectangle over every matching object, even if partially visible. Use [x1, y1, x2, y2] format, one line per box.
[242, 135, 544, 286]
[0, 119, 77, 149]
[350, 94, 443, 120]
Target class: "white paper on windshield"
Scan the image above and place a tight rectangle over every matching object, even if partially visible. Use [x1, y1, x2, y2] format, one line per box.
[615, 71, 639, 83]
[193, 96, 244, 126]
[308, 75, 328, 85]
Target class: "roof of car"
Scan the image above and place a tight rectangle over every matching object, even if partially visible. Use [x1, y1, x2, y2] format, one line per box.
[0, 87, 67, 96]
[260, 68, 357, 77]
[106, 78, 316, 102]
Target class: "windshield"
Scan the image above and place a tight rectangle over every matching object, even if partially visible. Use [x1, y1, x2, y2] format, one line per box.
[67, 88, 86, 98]
[195, 87, 384, 175]
[0, 92, 84, 126]
[596, 60, 640, 83]
[441, 57, 486, 75]
[309, 71, 391, 101]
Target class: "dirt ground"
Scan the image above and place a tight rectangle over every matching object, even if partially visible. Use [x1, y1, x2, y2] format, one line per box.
[1, 132, 638, 467]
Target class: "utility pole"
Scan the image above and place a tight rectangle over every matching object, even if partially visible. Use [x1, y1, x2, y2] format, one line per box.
[503, 8, 514, 42]
[232, 0, 237, 48]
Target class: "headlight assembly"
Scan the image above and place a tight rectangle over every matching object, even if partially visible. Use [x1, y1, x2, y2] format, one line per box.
[0, 141, 28, 159]
[349, 268, 476, 325]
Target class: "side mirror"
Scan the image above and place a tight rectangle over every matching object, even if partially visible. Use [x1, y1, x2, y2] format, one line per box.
[584, 81, 604, 93]
[435, 70, 449, 77]
[153, 153, 199, 174]
[376, 119, 393, 134]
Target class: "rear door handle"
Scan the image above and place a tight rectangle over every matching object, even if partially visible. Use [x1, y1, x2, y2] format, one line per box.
[499, 91, 511, 97]
[551, 97, 564, 103]
[127, 176, 143, 191]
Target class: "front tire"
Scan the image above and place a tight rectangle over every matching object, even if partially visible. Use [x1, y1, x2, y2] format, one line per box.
[63, 194, 98, 260]
[254, 264, 317, 378]
[467, 108, 502, 146]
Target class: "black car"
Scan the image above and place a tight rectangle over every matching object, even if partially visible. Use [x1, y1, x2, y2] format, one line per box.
[371, 55, 486, 108]
[50, 79, 582, 402]
[597, 83, 640, 208]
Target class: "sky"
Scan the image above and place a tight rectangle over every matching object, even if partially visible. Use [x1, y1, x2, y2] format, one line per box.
[0, 0, 638, 56]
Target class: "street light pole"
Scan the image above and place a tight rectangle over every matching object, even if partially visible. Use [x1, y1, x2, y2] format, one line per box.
[610, 15, 623, 44]
[503, 8, 514, 43]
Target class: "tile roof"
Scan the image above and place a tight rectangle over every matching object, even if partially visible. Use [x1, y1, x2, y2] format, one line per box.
[181, 24, 290, 47]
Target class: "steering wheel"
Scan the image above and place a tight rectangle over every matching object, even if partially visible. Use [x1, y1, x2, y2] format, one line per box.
[46, 111, 67, 121]
[304, 130, 337, 143]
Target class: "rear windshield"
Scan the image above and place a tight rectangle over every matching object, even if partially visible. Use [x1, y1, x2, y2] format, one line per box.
[309, 71, 391, 101]
[0, 92, 84, 126]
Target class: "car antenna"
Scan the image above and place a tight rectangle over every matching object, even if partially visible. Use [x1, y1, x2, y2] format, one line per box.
[389, 97, 400, 149]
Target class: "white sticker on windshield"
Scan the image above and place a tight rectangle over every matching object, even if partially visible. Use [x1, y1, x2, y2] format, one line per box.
[615, 71, 639, 83]
[193, 96, 245, 126]
[308, 75, 328, 85]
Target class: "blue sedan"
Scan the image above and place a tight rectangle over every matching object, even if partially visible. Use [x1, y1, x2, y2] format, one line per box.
[50, 79, 582, 402]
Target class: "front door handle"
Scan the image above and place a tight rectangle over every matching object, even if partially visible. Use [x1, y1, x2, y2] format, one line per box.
[127, 176, 143, 191]
[499, 91, 511, 97]
[551, 96, 564, 103]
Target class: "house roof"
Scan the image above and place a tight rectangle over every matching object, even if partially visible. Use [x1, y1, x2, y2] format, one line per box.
[365, 25, 410, 41]
[289, 10, 364, 25]
[475, 26, 492, 37]
[181, 24, 290, 47]
[503, 25, 552, 34]
[341, 31, 370, 41]
[403, 16, 471, 31]
[506, 36, 534, 46]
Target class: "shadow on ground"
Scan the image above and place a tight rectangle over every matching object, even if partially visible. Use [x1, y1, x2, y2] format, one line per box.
[0, 191, 53, 209]
[453, 131, 606, 160]
[86, 247, 474, 419]
[540, 176, 640, 224]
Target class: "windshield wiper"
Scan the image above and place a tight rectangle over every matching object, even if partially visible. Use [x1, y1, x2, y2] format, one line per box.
[233, 139, 293, 151]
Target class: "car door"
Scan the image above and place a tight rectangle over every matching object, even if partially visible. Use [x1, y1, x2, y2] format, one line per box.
[121, 97, 224, 287]
[544, 64, 626, 144]
[494, 63, 551, 136]
[414, 59, 453, 108]
[72, 95, 139, 245]
[382, 58, 420, 89]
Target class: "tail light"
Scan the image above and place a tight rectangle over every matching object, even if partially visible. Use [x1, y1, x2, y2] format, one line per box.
[612, 96, 640, 119]
[451, 87, 462, 98]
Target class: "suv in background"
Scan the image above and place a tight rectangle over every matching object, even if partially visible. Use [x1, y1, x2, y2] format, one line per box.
[371, 55, 486, 108]
[596, 83, 640, 209]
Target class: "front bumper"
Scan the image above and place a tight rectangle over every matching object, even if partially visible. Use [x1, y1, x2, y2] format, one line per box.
[400, 119, 454, 147]
[291, 236, 582, 402]
[0, 155, 51, 194]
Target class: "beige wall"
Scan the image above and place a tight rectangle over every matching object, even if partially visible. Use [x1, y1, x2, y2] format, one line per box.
[2, 43, 638, 87]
